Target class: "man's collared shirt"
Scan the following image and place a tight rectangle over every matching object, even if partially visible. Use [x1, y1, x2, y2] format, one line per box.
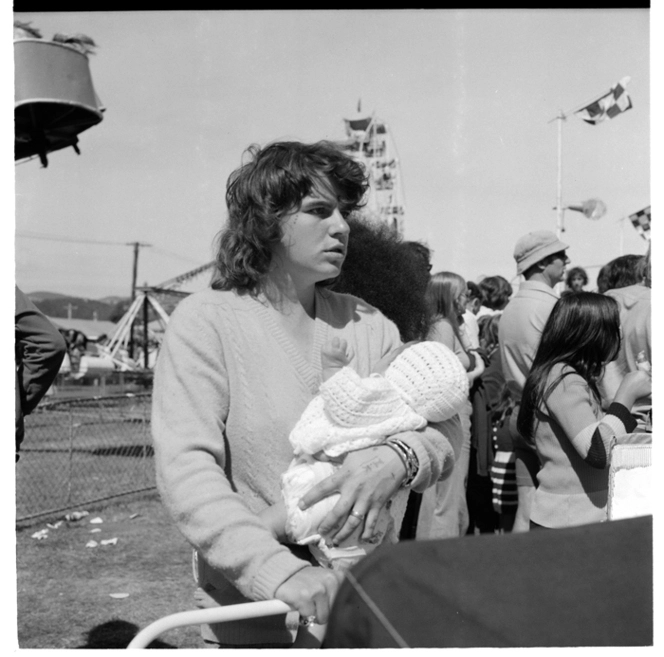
[498, 280, 559, 399]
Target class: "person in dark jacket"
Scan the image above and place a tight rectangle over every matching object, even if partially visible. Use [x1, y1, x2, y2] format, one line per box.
[15, 286, 67, 461]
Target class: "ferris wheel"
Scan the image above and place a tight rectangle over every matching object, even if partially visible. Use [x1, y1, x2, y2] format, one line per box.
[337, 109, 406, 235]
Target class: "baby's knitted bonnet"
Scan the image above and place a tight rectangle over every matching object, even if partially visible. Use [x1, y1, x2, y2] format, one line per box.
[384, 341, 469, 422]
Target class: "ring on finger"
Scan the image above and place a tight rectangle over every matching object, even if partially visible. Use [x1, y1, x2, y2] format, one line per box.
[299, 615, 317, 627]
[350, 509, 365, 520]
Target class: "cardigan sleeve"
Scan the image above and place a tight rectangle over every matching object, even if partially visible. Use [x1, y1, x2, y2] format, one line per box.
[391, 421, 458, 491]
[543, 366, 637, 470]
[151, 298, 310, 601]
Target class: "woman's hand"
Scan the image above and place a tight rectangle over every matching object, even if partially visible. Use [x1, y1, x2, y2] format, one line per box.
[298, 444, 406, 544]
[273, 565, 343, 625]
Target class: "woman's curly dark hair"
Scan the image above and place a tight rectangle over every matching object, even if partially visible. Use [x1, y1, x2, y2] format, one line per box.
[212, 140, 369, 294]
[332, 217, 434, 342]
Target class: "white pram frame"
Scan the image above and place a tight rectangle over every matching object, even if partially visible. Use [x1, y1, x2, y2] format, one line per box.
[127, 599, 293, 649]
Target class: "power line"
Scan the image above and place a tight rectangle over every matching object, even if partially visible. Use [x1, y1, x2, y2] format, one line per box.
[17, 231, 203, 265]
[16, 231, 129, 246]
[151, 247, 203, 265]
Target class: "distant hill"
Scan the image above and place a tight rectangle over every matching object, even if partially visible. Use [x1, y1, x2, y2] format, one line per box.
[99, 295, 129, 306]
[25, 290, 69, 302]
[27, 292, 131, 322]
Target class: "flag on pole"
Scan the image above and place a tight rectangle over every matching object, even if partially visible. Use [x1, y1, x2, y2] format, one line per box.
[574, 77, 633, 125]
[628, 206, 651, 240]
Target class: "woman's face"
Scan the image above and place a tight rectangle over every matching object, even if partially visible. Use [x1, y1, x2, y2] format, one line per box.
[453, 285, 468, 317]
[570, 275, 585, 292]
[272, 183, 350, 287]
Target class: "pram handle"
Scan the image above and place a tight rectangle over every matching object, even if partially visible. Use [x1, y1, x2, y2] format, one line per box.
[127, 599, 292, 649]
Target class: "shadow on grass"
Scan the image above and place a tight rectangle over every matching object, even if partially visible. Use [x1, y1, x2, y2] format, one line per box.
[78, 620, 176, 649]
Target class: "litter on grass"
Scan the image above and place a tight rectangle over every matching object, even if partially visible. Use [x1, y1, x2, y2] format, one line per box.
[100, 538, 118, 546]
[47, 521, 63, 529]
[86, 540, 99, 548]
[89, 517, 103, 524]
[129, 513, 140, 519]
[90, 528, 101, 534]
[31, 529, 49, 540]
[64, 511, 89, 521]
[110, 593, 129, 599]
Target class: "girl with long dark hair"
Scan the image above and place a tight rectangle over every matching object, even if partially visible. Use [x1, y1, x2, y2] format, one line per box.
[517, 293, 650, 529]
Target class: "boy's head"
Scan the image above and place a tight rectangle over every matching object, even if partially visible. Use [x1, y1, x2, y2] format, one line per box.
[384, 341, 469, 422]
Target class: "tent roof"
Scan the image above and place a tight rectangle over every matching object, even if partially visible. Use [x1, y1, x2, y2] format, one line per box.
[46, 316, 117, 340]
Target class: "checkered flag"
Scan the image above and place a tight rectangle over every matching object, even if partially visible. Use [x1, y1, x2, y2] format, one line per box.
[628, 206, 651, 240]
[574, 77, 633, 125]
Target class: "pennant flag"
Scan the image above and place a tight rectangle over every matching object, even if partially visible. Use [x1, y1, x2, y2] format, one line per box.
[628, 205, 651, 240]
[574, 77, 633, 125]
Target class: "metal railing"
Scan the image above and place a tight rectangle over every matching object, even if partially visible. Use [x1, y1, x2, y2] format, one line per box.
[16, 393, 155, 525]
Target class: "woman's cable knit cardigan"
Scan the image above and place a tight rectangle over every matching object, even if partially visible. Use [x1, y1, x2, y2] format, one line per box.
[152, 287, 459, 604]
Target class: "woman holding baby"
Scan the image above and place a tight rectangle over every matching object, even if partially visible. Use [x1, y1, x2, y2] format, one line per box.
[151, 141, 460, 648]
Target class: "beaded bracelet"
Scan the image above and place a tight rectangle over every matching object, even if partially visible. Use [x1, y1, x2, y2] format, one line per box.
[386, 438, 419, 488]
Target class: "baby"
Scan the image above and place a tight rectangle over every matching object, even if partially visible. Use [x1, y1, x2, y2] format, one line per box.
[260, 338, 469, 571]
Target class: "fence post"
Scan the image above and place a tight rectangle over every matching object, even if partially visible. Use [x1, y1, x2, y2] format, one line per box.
[67, 407, 74, 503]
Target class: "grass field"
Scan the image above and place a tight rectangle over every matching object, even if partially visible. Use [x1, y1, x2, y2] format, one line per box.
[16, 493, 204, 649]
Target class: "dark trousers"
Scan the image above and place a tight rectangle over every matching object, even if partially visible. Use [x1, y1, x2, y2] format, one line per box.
[466, 446, 499, 534]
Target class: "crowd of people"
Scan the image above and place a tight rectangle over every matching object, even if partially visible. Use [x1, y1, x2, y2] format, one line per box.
[147, 139, 651, 648]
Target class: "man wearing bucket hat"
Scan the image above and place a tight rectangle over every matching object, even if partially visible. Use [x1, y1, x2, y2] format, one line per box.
[498, 230, 570, 532]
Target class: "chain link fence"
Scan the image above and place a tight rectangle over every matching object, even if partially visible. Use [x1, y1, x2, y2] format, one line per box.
[16, 393, 155, 526]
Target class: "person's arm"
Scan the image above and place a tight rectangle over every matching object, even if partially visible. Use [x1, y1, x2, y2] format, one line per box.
[15, 287, 67, 415]
[297, 307, 457, 545]
[466, 349, 485, 385]
[597, 359, 623, 410]
[298, 415, 457, 544]
[152, 299, 313, 603]
[428, 318, 457, 353]
[544, 368, 650, 469]
[258, 501, 290, 542]
[482, 351, 507, 413]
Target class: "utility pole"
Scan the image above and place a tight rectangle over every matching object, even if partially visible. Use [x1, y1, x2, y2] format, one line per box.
[554, 109, 566, 239]
[66, 302, 77, 320]
[126, 241, 152, 359]
[128, 241, 152, 301]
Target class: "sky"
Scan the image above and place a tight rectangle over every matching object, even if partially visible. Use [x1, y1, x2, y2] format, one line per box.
[10, 8, 653, 299]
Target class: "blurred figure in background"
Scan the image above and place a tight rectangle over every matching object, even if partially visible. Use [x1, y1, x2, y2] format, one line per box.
[15, 286, 67, 462]
[599, 245, 651, 429]
[498, 230, 569, 532]
[333, 218, 460, 539]
[418, 271, 484, 539]
[466, 313, 511, 535]
[462, 281, 483, 350]
[562, 266, 588, 297]
[595, 254, 643, 294]
[477, 275, 513, 317]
